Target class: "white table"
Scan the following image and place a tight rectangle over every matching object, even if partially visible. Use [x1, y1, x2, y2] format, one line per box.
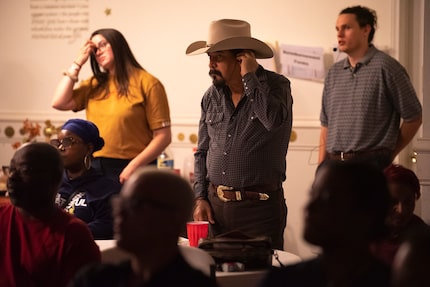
[215, 249, 301, 287]
[95, 239, 116, 251]
[95, 239, 302, 287]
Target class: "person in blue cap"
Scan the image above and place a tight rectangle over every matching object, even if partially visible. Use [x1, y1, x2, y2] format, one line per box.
[51, 118, 121, 239]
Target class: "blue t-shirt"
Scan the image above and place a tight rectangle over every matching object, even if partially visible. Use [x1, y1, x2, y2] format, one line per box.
[56, 168, 121, 239]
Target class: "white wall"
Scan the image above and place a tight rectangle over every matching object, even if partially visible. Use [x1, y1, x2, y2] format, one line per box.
[0, 0, 403, 259]
[0, 0, 396, 119]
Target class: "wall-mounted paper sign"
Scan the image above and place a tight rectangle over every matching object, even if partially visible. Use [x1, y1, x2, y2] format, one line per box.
[29, 0, 89, 43]
[280, 44, 325, 81]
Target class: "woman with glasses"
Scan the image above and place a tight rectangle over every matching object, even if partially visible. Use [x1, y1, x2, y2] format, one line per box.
[52, 28, 171, 184]
[51, 118, 121, 240]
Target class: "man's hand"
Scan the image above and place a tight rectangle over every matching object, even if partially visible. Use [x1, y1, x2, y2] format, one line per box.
[193, 198, 215, 224]
[236, 50, 259, 77]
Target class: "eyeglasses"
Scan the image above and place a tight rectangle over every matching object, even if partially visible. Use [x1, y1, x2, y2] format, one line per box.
[94, 41, 109, 53]
[50, 137, 81, 149]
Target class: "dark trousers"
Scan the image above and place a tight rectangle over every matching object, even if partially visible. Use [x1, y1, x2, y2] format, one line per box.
[92, 157, 157, 184]
[92, 157, 130, 184]
[208, 186, 287, 250]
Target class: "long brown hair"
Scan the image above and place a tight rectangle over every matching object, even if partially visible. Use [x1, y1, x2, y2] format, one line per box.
[89, 28, 144, 97]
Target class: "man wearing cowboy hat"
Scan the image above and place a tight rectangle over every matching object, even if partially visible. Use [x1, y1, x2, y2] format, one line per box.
[186, 19, 293, 250]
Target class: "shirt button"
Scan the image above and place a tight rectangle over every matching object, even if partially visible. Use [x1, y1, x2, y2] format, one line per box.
[223, 152, 227, 155]
[228, 134, 231, 137]
[222, 171, 226, 175]
[250, 116, 254, 120]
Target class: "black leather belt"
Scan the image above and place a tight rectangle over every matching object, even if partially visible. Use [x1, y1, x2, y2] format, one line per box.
[327, 148, 392, 161]
[209, 183, 280, 202]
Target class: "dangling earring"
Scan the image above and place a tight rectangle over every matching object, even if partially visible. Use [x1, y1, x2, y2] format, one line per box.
[84, 154, 92, 170]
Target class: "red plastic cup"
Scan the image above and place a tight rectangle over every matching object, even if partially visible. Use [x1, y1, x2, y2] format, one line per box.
[187, 221, 209, 247]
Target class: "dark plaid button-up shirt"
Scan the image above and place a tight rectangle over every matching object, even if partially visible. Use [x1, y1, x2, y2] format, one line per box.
[194, 65, 293, 198]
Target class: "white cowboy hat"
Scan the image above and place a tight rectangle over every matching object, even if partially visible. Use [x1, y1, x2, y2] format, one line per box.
[186, 19, 273, 59]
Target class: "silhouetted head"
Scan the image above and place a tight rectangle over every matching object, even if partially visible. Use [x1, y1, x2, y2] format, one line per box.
[7, 142, 63, 216]
[304, 160, 390, 249]
[112, 167, 194, 255]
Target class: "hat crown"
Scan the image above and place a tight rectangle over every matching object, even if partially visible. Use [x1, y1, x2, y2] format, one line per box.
[207, 19, 251, 46]
[185, 18, 273, 59]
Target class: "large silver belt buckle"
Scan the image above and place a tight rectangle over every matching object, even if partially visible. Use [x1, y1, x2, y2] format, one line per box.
[216, 185, 240, 202]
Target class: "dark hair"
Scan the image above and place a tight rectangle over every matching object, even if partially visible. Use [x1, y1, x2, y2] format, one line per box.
[89, 28, 144, 96]
[231, 49, 245, 56]
[384, 164, 421, 200]
[340, 6, 377, 43]
[129, 167, 195, 226]
[317, 160, 391, 239]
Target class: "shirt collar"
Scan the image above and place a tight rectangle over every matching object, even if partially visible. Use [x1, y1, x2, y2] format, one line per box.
[342, 44, 378, 70]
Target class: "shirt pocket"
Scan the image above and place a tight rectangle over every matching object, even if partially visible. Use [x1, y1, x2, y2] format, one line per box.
[205, 112, 224, 139]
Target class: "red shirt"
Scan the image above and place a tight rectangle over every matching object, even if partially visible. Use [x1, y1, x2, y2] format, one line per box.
[0, 204, 101, 287]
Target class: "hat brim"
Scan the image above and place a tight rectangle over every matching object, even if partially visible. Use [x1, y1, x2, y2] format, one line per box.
[186, 37, 273, 59]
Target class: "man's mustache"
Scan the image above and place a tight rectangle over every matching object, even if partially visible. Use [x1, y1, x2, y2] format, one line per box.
[209, 70, 222, 77]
